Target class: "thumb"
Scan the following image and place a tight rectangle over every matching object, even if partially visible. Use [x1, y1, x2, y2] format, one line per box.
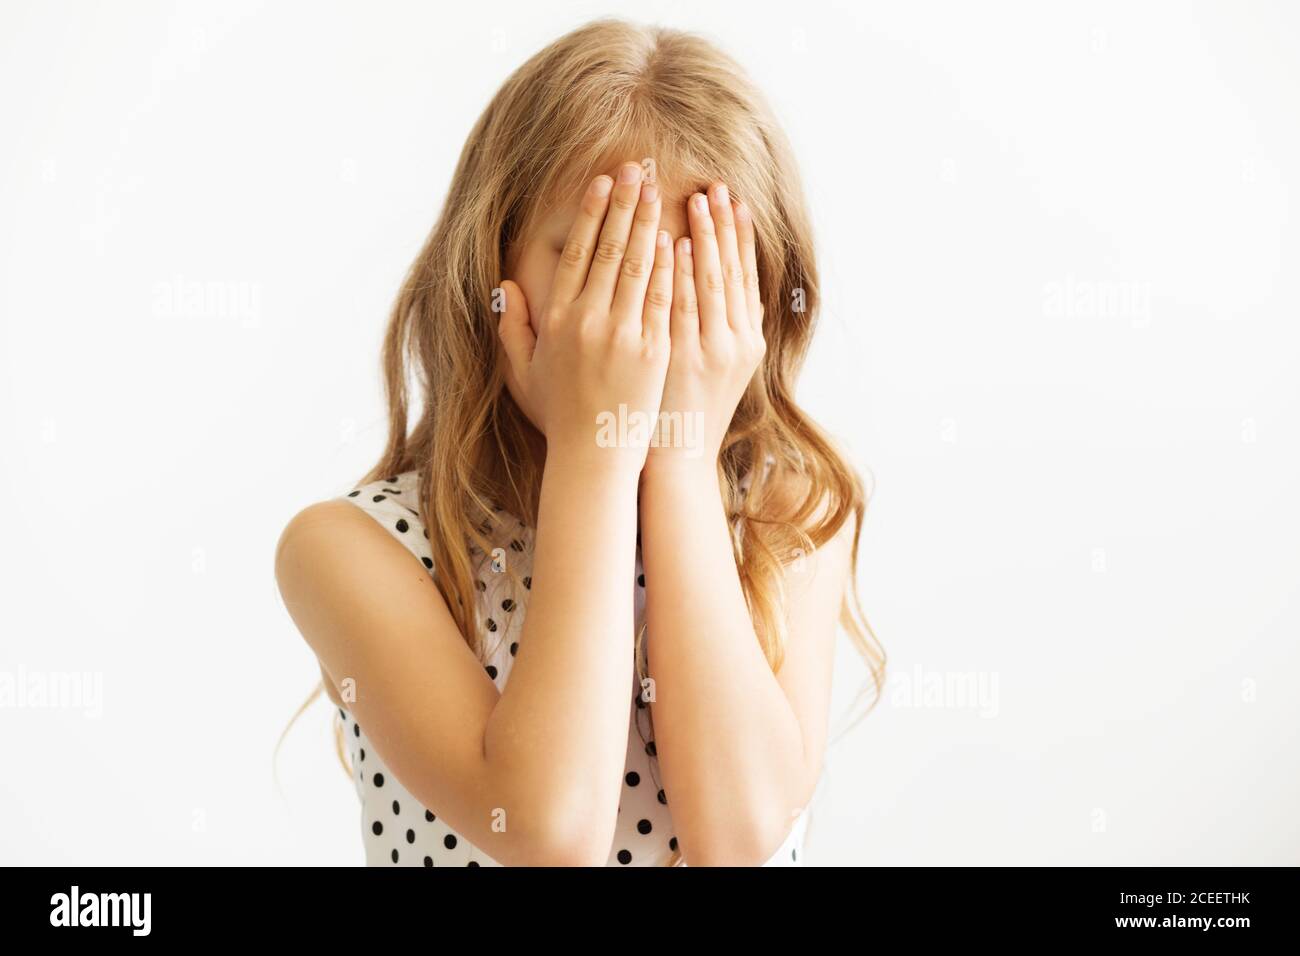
[496, 279, 536, 378]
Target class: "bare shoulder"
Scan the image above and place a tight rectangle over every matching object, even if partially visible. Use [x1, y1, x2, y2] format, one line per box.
[275, 498, 394, 581]
[274, 497, 449, 660]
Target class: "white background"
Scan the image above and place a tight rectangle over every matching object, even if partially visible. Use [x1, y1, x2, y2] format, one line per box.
[1, 0, 1296, 865]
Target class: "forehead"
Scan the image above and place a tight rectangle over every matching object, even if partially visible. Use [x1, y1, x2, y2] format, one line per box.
[527, 157, 694, 243]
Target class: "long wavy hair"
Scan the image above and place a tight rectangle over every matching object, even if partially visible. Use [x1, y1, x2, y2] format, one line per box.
[283, 17, 884, 867]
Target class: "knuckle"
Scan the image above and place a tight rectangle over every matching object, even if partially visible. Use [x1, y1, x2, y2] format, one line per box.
[644, 286, 672, 310]
[610, 192, 638, 212]
[576, 314, 606, 345]
[560, 240, 587, 267]
[621, 255, 651, 279]
[724, 263, 746, 286]
[704, 272, 727, 296]
[594, 239, 625, 263]
[677, 290, 698, 314]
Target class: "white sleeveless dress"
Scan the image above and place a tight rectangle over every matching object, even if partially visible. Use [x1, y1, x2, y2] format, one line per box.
[334, 468, 810, 866]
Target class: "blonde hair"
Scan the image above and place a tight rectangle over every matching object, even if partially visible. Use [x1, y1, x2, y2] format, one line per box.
[284, 18, 884, 867]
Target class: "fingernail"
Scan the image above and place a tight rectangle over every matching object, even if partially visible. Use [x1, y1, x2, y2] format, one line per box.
[619, 163, 642, 184]
[657, 230, 669, 247]
[591, 176, 613, 196]
[715, 184, 729, 204]
[641, 182, 658, 203]
[682, 238, 692, 255]
[692, 193, 708, 213]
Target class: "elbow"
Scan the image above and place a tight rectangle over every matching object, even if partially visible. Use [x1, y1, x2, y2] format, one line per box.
[516, 820, 613, 868]
[679, 807, 800, 868]
[504, 797, 616, 867]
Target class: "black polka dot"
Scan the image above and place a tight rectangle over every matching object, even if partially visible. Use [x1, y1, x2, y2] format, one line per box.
[373, 773, 385, 787]
[617, 849, 632, 865]
[396, 519, 409, 533]
[645, 741, 657, 757]
[657, 789, 667, 805]
[510, 642, 518, 656]
[425, 810, 435, 822]
[385, 476, 398, 483]
[502, 598, 515, 612]
[485, 665, 498, 680]
[392, 800, 400, 815]
[338, 708, 346, 719]
[486, 619, 497, 632]
[625, 771, 640, 787]
[792, 848, 798, 861]
[467, 861, 480, 867]
[475, 579, 487, 592]
[347, 490, 360, 497]
[669, 837, 678, 852]
[391, 848, 399, 863]
[353, 723, 360, 737]
[444, 835, 457, 850]
[523, 576, 531, 589]
[372, 821, 383, 836]
[637, 819, 652, 835]
[406, 829, 415, 844]
[510, 539, 524, 552]
[421, 556, 433, 569]
[637, 574, 645, 587]
[424, 856, 433, 867]
[360, 748, 365, 761]
[372, 494, 386, 503]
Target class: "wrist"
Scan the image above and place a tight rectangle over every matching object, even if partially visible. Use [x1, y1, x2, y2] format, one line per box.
[544, 438, 646, 483]
[640, 451, 722, 498]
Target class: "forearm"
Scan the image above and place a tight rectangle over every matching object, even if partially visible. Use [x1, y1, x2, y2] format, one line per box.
[639, 461, 810, 865]
[483, 451, 639, 853]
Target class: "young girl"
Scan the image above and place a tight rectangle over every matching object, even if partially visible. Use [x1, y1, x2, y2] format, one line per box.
[275, 18, 882, 867]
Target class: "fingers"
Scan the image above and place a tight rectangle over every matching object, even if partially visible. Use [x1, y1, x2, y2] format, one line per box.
[733, 198, 763, 334]
[707, 182, 748, 332]
[550, 174, 614, 307]
[642, 229, 674, 342]
[671, 236, 699, 347]
[686, 190, 729, 341]
[610, 179, 663, 331]
[581, 162, 645, 309]
[496, 279, 536, 378]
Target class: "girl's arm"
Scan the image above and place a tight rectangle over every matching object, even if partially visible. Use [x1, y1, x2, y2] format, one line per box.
[639, 181, 848, 865]
[276, 458, 637, 866]
[277, 164, 673, 866]
[640, 463, 850, 866]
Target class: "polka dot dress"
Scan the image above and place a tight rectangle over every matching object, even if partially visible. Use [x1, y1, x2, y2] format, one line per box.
[337, 469, 810, 866]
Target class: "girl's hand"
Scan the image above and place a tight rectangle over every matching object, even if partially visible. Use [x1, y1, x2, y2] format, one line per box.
[650, 181, 766, 471]
[499, 164, 674, 472]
